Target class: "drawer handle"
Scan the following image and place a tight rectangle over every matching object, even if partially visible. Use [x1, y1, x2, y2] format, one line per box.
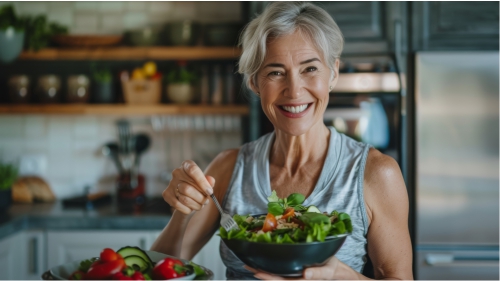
[426, 253, 499, 267]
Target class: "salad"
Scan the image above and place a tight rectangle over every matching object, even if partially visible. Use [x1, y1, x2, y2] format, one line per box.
[68, 247, 204, 280]
[219, 190, 352, 244]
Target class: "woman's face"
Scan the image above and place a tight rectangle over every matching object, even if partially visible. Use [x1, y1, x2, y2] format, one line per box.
[252, 30, 339, 136]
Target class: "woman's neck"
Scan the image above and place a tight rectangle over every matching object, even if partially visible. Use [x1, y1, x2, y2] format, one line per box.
[270, 123, 330, 175]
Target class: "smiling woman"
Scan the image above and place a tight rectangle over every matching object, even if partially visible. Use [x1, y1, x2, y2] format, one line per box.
[151, 2, 412, 280]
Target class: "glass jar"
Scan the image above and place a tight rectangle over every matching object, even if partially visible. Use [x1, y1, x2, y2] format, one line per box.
[36, 75, 61, 104]
[67, 75, 90, 103]
[8, 75, 31, 103]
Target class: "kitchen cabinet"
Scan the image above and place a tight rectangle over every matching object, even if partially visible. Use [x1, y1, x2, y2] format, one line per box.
[412, 2, 499, 51]
[0, 232, 24, 280]
[46, 230, 154, 269]
[0, 230, 45, 280]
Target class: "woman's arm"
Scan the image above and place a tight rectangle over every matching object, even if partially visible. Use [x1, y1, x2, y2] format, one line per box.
[360, 148, 413, 280]
[150, 149, 240, 260]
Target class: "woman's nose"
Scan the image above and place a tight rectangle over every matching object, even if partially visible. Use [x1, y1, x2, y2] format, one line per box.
[283, 73, 302, 98]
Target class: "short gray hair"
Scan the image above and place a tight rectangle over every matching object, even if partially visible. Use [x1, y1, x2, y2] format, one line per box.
[238, 2, 344, 90]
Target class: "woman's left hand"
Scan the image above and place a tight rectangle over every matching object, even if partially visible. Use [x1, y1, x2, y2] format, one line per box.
[244, 257, 340, 280]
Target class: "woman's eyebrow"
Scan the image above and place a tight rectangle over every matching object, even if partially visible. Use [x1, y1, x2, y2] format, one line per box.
[263, 58, 320, 68]
[263, 63, 284, 68]
[300, 58, 320, 64]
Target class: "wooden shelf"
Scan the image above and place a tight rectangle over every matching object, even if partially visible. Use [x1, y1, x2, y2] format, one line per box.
[18, 47, 242, 60]
[0, 104, 249, 115]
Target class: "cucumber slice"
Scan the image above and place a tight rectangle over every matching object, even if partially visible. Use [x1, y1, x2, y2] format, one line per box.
[305, 205, 321, 213]
[124, 255, 150, 273]
[117, 246, 153, 267]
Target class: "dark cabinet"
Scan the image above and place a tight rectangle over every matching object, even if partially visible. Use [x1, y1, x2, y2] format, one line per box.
[412, 2, 499, 51]
[314, 1, 388, 54]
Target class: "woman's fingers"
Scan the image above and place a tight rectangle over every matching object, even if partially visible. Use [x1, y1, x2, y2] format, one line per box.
[303, 257, 338, 280]
[163, 160, 215, 215]
[182, 160, 214, 195]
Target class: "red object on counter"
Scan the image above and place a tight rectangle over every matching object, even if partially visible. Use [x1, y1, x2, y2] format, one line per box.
[85, 258, 126, 280]
[153, 257, 187, 280]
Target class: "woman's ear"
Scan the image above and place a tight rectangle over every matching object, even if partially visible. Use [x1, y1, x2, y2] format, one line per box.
[248, 75, 259, 94]
[330, 59, 340, 89]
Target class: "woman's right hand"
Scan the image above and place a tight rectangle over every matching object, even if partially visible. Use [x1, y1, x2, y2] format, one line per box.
[163, 160, 215, 215]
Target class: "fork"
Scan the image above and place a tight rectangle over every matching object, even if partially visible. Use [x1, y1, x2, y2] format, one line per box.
[209, 194, 240, 231]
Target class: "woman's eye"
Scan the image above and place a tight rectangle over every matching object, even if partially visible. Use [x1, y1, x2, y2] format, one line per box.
[305, 67, 317, 72]
[269, 71, 282, 76]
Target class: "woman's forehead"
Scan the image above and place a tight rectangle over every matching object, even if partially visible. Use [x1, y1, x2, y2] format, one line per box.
[264, 34, 324, 65]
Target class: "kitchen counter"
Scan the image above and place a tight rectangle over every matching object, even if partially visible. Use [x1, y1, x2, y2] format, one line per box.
[0, 198, 172, 240]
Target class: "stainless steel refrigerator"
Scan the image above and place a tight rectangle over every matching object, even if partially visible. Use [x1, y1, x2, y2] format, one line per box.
[415, 52, 499, 279]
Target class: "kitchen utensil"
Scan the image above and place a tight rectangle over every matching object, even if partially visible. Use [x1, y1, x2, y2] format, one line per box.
[8, 75, 31, 103]
[134, 133, 151, 168]
[66, 75, 90, 103]
[61, 191, 112, 209]
[210, 194, 239, 232]
[35, 75, 61, 103]
[102, 142, 124, 173]
[222, 233, 348, 277]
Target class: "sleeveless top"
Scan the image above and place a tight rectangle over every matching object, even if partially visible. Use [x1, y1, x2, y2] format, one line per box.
[219, 126, 371, 280]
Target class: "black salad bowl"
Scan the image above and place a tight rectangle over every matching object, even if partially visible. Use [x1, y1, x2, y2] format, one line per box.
[222, 233, 349, 277]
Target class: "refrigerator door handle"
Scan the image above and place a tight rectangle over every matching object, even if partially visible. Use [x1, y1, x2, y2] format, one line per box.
[426, 253, 499, 267]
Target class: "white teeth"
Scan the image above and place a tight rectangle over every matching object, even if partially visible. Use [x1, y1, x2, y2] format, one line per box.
[282, 104, 308, 113]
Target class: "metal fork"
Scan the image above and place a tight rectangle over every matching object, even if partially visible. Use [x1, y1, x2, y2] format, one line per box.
[209, 194, 239, 231]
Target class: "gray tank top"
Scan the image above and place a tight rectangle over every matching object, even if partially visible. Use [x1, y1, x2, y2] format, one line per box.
[219, 127, 370, 280]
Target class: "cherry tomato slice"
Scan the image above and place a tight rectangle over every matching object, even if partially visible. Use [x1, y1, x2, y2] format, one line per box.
[262, 213, 277, 232]
[100, 248, 119, 262]
[86, 258, 126, 280]
[281, 207, 295, 220]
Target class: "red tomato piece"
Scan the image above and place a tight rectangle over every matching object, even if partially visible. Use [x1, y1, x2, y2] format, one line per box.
[281, 207, 295, 220]
[262, 213, 278, 232]
[100, 248, 119, 263]
[85, 258, 126, 280]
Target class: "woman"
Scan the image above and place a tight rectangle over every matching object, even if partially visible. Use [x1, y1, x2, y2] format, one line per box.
[151, 2, 412, 280]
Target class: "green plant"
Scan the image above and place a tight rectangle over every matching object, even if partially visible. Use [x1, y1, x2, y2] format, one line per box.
[0, 5, 24, 31]
[0, 162, 18, 191]
[166, 61, 197, 84]
[91, 63, 113, 83]
[0, 5, 68, 51]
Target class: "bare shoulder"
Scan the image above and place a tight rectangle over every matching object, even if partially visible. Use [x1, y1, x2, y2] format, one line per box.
[205, 148, 240, 199]
[363, 148, 408, 222]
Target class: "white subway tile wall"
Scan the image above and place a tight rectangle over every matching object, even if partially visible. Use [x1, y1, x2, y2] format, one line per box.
[0, 1, 242, 35]
[0, 116, 242, 199]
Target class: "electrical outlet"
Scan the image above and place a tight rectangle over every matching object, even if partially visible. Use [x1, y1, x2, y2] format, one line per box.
[19, 154, 47, 176]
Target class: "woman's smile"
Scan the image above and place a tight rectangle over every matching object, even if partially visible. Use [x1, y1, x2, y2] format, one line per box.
[276, 102, 313, 118]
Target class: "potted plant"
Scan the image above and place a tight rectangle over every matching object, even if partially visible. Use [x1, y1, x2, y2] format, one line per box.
[166, 61, 197, 104]
[91, 64, 115, 103]
[0, 5, 25, 63]
[0, 162, 18, 212]
[0, 5, 67, 63]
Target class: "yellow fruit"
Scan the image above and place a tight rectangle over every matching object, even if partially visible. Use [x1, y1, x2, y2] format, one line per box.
[131, 68, 146, 80]
[143, 61, 157, 77]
